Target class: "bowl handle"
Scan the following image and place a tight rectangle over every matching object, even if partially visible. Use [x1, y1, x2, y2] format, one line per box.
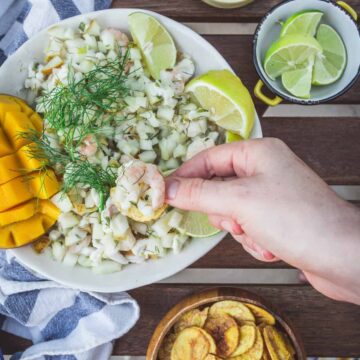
[254, 80, 283, 106]
[337, 1, 358, 21]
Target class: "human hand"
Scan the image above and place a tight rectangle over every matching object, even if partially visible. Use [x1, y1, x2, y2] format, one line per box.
[165, 138, 360, 304]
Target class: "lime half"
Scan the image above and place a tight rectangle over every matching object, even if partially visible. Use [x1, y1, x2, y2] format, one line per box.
[181, 211, 220, 238]
[280, 10, 323, 37]
[312, 24, 347, 86]
[225, 131, 243, 143]
[282, 55, 314, 98]
[186, 70, 255, 139]
[128, 12, 177, 79]
[264, 34, 322, 80]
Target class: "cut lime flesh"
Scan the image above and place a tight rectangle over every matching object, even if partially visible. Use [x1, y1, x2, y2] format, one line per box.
[128, 12, 177, 80]
[280, 10, 323, 37]
[264, 34, 322, 80]
[186, 70, 255, 139]
[312, 24, 347, 85]
[281, 58, 314, 99]
[181, 211, 220, 238]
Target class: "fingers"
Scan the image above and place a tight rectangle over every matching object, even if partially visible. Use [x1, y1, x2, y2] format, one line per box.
[172, 141, 253, 179]
[233, 234, 278, 262]
[208, 214, 244, 235]
[165, 176, 244, 216]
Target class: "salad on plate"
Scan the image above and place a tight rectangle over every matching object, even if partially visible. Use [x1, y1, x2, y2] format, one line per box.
[8, 12, 255, 274]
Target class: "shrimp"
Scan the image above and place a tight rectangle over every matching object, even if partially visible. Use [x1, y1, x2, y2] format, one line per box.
[110, 159, 166, 221]
[78, 134, 97, 157]
[107, 28, 129, 47]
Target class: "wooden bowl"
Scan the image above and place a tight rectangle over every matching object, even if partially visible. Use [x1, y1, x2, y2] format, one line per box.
[146, 286, 306, 359]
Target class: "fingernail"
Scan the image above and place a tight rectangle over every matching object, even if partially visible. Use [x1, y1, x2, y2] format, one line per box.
[165, 179, 179, 200]
[253, 242, 275, 261]
[220, 220, 233, 233]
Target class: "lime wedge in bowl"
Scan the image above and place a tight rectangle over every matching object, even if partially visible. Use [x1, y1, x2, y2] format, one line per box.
[185, 70, 255, 139]
[280, 10, 323, 37]
[128, 12, 177, 79]
[281, 55, 314, 99]
[180, 211, 220, 238]
[264, 34, 322, 80]
[312, 24, 347, 86]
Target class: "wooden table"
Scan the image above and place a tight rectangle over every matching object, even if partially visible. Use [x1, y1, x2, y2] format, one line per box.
[2, 0, 360, 358]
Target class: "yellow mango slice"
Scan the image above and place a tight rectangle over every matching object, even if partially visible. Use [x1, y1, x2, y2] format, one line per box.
[0, 144, 42, 184]
[0, 95, 22, 119]
[0, 128, 12, 155]
[0, 170, 60, 212]
[0, 199, 60, 227]
[0, 213, 56, 248]
[0, 95, 43, 157]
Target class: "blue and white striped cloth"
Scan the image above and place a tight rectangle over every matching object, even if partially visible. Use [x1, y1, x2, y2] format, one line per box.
[0, 252, 140, 360]
[0, 0, 112, 65]
[0, 1, 140, 359]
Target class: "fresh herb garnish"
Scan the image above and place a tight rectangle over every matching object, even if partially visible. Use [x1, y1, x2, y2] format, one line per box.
[22, 52, 130, 210]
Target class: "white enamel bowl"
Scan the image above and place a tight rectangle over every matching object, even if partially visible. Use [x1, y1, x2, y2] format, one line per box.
[253, 0, 360, 105]
[1, 9, 262, 292]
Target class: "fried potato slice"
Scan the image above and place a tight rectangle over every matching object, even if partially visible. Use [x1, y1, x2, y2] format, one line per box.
[209, 300, 255, 324]
[159, 332, 177, 360]
[32, 236, 51, 254]
[174, 307, 209, 333]
[231, 323, 257, 356]
[246, 304, 276, 325]
[262, 326, 293, 360]
[171, 326, 216, 360]
[230, 327, 264, 360]
[204, 314, 239, 357]
[127, 203, 168, 222]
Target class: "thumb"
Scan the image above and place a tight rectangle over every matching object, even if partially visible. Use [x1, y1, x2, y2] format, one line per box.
[165, 176, 241, 217]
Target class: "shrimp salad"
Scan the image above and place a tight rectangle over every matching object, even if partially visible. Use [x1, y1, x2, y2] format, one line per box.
[24, 18, 224, 273]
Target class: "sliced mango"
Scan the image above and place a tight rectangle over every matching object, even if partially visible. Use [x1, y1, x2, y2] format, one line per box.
[0, 213, 57, 248]
[0, 199, 60, 227]
[0, 94, 43, 157]
[0, 170, 60, 212]
[0, 144, 42, 184]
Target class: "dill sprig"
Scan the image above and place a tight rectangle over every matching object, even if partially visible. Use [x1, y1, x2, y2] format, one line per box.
[21, 52, 130, 210]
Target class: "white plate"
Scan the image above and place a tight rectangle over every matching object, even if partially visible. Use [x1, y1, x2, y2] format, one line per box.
[1, 8, 262, 292]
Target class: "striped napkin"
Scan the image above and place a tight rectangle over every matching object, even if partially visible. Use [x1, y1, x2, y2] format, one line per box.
[0, 1, 140, 359]
[0, 252, 140, 360]
[0, 0, 112, 65]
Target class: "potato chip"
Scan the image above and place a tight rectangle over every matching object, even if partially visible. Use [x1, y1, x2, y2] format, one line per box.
[158, 332, 177, 360]
[174, 307, 209, 333]
[262, 326, 293, 360]
[204, 314, 239, 357]
[171, 326, 216, 360]
[231, 323, 257, 356]
[246, 304, 276, 325]
[127, 203, 168, 222]
[209, 300, 255, 324]
[230, 327, 264, 360]
[32, 236, 50, 254]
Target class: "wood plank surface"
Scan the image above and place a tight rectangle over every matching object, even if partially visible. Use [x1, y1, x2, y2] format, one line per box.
[111, 0, 360, 23]
[263, 117, 360, 185]
[113, 284, 360, 356]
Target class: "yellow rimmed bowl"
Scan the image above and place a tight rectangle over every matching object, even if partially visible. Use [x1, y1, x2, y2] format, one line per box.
[253, 0, 360, 106]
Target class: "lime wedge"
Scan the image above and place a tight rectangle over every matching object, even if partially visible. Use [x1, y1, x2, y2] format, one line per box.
[281, 55, 314, 98]
[264, 34, 322, 80]
[312, 24, 347, 85]
[185, 70, 255, 139]
[128, 12, 177, 79]
[225, 131, 243, 143]
[180, 211, 220, 238]
[280, 10, 323, 37]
